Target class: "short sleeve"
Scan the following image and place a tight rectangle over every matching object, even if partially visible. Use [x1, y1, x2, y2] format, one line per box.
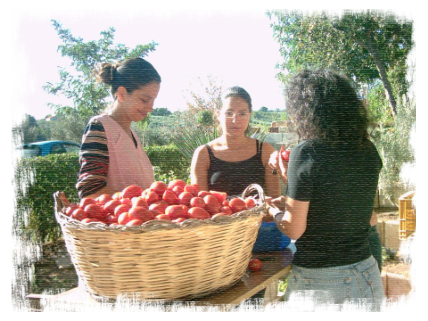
[286, 142, 315, 201]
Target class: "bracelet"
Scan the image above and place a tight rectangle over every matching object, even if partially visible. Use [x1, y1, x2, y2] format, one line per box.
[273, 211, 284, 222]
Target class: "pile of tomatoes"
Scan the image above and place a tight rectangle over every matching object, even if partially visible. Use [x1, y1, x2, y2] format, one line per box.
[63, 180, 259, 226]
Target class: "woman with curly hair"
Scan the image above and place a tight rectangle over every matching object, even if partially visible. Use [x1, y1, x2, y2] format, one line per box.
[268, 69, 384, 310]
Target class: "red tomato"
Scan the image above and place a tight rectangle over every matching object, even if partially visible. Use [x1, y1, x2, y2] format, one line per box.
[211, 212, 229, 219]
[150, 181, 168, 196]
[168, 179, 186, 190]
[112, 192, 122, 200]
[155, 214, 171, 221]
[105, 214, 117, 224]
[190, 197, 205, 208]
[221, 206, 233, 215]
[171, 185, 184, 196]
[172, 217, 187, 223]
[65, 203, 79, 216]
[191, 184, 201, 193]
[248, 258, 262, 272]
[114, 204, 132, 218]
[126, 219, 143, 226]
[222, 200, 229, 207]
[165, 205, 184, 220]
[120, 198, 133, 206]
[149, 209, 160, 217]
[178, 192, 193, 206]
[121, 184, 143, 199]
[245, 197, 257, 209]
[144, 191, 160, 205]
[131, 196, 149, 209]
[203, 195, 221, 215]
[96, 194, 113, 205]
[72, 208, 88, 221]
[198, 191, 212, 198]
[80, 197, 96, 208]
[81, 218, 95, 223]
[149, 200, 169, 214]
[84, 203, 107, 220]
[117, 212, 131, 225]
[179, 205, 189, 217]
[128, 206, 154, 222]
[184, 185, 198, 196]
[229, 198, 247, 213]
[187, 207, 210, 220]
[163, 189, 180, 205]
[210, 191, 228, 204]
[281, 148, 291, 162]
[103, 200, 121, 214]
[141, 188, 150, 198]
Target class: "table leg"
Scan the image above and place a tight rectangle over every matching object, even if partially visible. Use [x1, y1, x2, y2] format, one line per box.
[52, 307, 73, 321]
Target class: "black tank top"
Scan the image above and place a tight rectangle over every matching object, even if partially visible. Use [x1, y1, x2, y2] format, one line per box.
[206, 140, 265, 197]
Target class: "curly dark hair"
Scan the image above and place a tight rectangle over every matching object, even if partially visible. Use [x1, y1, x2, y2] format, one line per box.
[285, 69, 369, 144]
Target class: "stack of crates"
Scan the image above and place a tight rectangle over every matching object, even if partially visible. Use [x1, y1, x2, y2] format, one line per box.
[399, 141, 428, 240]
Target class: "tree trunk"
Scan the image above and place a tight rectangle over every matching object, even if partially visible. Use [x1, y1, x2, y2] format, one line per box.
[361, 36, 398, 117]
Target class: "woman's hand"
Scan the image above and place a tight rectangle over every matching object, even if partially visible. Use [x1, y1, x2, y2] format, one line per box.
[264, 195, 287, 221]
[268, 146, 288, 184]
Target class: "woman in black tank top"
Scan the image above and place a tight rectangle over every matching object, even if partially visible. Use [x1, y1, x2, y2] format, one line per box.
[190, 86, 280, 199]
[190, 86, 281, 302]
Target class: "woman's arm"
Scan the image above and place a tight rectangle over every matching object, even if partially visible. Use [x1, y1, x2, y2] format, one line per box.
[190, 145, 210, 192]
[262, 142, 281, 199]
[76, 120, 110, 199]
[268, 196, 309, 240]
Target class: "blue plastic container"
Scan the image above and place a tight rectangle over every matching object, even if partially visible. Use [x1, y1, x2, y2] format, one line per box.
[252, 221, 291, 253]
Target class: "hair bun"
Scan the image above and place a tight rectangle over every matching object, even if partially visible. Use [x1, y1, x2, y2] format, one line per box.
[96, 62, 117, 86]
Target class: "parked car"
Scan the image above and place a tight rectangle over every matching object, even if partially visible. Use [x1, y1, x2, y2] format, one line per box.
[20, 140, 81, 158]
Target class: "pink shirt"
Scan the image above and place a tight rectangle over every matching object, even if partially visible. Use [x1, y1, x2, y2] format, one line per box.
[94, 114, 154, 192]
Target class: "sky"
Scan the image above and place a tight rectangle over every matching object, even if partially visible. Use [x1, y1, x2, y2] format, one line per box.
[0, 0, 284, 119]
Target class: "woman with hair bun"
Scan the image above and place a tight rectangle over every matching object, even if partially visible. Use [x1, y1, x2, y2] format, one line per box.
[76, 57, 161, 199]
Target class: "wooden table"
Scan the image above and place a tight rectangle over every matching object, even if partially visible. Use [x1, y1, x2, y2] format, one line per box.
[27, 249, 293, 312]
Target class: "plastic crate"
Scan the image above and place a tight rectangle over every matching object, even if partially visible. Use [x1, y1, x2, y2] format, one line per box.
[398, 191, 416, 240]
[252, 221, 291, 253]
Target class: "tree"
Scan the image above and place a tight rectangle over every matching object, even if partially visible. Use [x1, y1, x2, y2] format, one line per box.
[0, 105, 43, 155]
[43, 20, 158, 118]
[267, 10, 413, 117]
[260, 106, 269, 112]
[151, 108, 172, 116]
[184, 75, 223, 113]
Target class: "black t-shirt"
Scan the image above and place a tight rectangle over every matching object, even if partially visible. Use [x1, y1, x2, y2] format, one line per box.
[206, 140, 265, 197]
[287, 138, 382, 268]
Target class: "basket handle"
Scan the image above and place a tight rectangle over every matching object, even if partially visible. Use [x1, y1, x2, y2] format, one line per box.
[241, 184, 265, 203]
[53, 191, 70, 214]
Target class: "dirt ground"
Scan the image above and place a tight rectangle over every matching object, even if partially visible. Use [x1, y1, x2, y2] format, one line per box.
[0, 228, 412, 321]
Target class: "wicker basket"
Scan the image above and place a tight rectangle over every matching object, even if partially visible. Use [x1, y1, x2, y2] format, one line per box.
[54, 184, 266, 302]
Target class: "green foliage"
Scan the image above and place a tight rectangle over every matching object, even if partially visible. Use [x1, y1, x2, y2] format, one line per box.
[43, 20, 158, 118]
[267, 10, 413, 116]
[145, 145, 191, 183]
[14, 154, 81, 243]
[14, 146, 191, 244]
[0, 105, 45, 156]
[30, 264, 39, 293]
[170, 126, 219, 162]
[151, 108, 172, 116]
[371, 98, 415, 205]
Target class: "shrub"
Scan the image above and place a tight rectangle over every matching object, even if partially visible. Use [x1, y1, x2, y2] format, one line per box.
[14, 146, 190, 243]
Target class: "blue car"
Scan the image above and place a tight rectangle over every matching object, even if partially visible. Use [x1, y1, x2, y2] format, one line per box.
[21, 140, 81, 158]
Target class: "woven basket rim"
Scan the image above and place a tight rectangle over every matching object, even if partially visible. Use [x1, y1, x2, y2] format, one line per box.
[54, 183, 267, 233]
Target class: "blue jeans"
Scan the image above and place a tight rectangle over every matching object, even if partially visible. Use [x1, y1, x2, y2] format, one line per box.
[284, 256, 385, 311]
